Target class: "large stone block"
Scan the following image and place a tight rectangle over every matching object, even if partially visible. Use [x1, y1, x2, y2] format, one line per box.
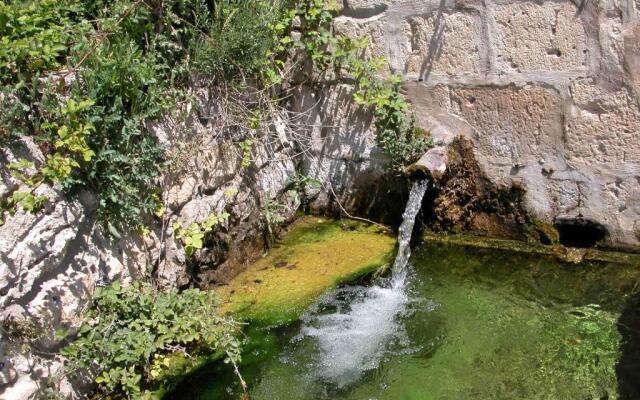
[403, 11, 483, 77]
[567, 80, 640, 166]
[449, 85, 564, 170]
[494, 2, 588, 72]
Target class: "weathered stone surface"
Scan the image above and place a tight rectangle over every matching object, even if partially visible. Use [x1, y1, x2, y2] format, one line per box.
[451, 85, 564, 169]
[425, 139, 528, 238]
[334, 0, 640, 249]
[624, 20, 640, 96]
[403, 12, 483, 77]
[441, 85, 573, 222]
[293, 84, 407, 225]
[493, 2, 588, 72]
[0, 145, 155, 398]
[567, 81, 640, 165]
[334, 16, 389, 62]
[348, 0, 640, 248]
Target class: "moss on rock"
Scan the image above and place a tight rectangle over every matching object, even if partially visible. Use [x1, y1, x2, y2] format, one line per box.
[525, 219, 560, 245]
[216, 216, 396, 326]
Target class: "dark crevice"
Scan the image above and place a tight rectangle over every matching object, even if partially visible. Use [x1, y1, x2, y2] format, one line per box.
[554, 217, 607, 248]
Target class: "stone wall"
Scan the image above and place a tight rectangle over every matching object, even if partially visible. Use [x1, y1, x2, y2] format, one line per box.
[336, 0, 640, 248]
[0, 84, 301, 398]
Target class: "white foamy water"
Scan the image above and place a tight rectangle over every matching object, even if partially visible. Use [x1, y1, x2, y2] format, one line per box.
[294, 180, 429, 388]
[296, 282, 410, 387]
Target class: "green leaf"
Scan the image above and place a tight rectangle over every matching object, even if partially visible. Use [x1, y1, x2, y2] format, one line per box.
[7, 160, 35, 171]
[11, 191, 47, 213]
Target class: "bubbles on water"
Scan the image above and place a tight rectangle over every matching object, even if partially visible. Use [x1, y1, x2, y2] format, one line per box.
[293, 274, 412, 389]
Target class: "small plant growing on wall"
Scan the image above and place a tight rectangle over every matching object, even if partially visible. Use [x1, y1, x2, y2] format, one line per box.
[262, 197, 287, 246]
[172, 212, 230, 257]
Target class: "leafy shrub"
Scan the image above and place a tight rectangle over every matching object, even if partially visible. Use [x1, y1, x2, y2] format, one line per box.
[0, 0, 81, 141]
[0, 0, 78, 85]
[285, 173, 322, 211]
[262, 197, 287, 245]
[62, 280, 241, 398]
[367, 79, 431, 170]
[193, 1, 284, 77]
[0, 0, 289, 229]
[67, 40, 167, 228]
[1, 97, 96, 223]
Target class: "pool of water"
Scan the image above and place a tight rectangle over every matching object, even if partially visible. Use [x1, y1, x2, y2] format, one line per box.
[169, 242, 640, 399]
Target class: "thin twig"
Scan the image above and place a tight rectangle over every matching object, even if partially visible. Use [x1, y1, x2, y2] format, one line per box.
[326, 182, 391, 233]
[226, 350, 248, 394]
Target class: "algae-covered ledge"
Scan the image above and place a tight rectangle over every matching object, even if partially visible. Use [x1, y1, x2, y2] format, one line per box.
[153, 216, 396, 397]
[217, 216, 397, 326]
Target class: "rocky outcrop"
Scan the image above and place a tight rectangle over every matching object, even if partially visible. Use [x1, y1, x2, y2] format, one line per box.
[330, 0, 640, 250]
[0, 84, 302, 397]
[0, 141, 156, 398]
[1, 69, 401, 396]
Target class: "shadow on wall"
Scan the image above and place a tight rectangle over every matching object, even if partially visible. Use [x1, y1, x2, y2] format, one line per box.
[416, 0, 447, 82]
[617, 291, 640, 399]
[295, 83, 411, 227]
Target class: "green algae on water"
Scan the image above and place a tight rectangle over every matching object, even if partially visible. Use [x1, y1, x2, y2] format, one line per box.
[174, 240, 640, 400]
[217, 216, 396, 326]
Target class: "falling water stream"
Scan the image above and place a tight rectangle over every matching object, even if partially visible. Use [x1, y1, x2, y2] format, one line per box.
[292, 179, 429, 387]
[391, 179, 430, 282]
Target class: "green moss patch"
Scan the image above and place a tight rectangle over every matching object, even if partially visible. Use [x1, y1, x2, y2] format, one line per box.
[217, 216, 396, 326]
[525, 219, 560, 244]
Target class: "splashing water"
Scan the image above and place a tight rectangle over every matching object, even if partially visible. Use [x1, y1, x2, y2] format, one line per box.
[295, 179, 430, 388]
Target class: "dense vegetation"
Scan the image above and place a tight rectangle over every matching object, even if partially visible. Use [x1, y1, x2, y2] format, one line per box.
[0, 0, 427, 230]
[0, 0, 429, 397]
[62, 281, 242, 397]
[0, 0, 288, 230]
